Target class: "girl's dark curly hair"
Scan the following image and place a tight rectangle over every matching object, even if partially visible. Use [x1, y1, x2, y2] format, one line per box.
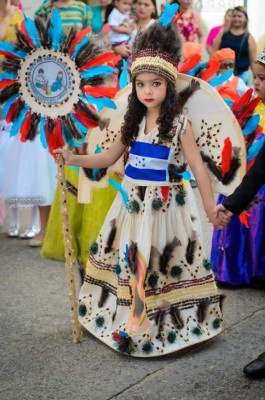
[121, 79, 182, 146]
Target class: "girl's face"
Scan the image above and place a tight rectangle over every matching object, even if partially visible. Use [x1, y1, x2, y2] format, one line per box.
[135, 0, 156, 20]
[253, 62, 265, 102]
[231, 10, 247, 29]
[100, 0, 111, 7]
[224, 10, 233, 25]
[135, 73, 167, 112]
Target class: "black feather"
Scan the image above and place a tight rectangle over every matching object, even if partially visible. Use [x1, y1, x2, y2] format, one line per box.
[47, 117, 56, 134]
[168, 163, 187, 183]
[104, 219, 117, 253]
[61, 26, 77, 54]
[15, 25, 32, 52]
[222, 152, 241, 185]
[13, 99, 25, 121]
[75, 41, 103, 68]
[128, 242, 138, 274]
[98, 286, 110, 308]
[65, 180, 78, 196]
[80, 76, 105, 88]
[1, 58, 21, 72]
[170, 305, 184, 330]
[155, 309, 165, 341]
[62, 114, 82, 140]
[82, 167, 107, 181]
[137, 186, 147, 202]
[219, 294, 226, 313]
[0, 82, 21, 104]
[34, 16, 49, 47]
[185, 234, 197, 265]
[197, 300, 209, 323]
[26, 113, 41, 141]
[75, 99, 100, 123]
[201, 151, 222, 181]
[147, 245, 160, 272]
[159, 237, 181, 275]
[178, 79, 200, 107]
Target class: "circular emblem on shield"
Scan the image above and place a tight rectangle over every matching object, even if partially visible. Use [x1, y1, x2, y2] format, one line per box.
[27, 55, 72, 106]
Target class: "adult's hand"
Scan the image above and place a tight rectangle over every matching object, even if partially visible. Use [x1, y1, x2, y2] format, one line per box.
[213, 203, 233, 219]
[4, 0, 18, 18]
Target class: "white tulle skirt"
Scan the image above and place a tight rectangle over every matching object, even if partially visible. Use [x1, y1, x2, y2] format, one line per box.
[2, 133, 57, 207]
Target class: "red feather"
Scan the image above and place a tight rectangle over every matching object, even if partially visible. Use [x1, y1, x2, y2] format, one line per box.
[173, 10, 184, 24]
[0, 79, 17, 89]
[178, 54, 201, 73]
[200, 59, 220, 82]
[46, 119, 65, 157]
[0, 50, 19, 58]
[73, 110, 98, 128]
[20, 110, 32, 142]
[237, 97, 261, 127]
[217, 87, 240, 102]
[231, 88, 253, 112]
[160, 186, 169, 202]
[81, 86, 118, 98]
[247, 158, 255, 171]
[79, 52, 116, 71]
[221, 137, 232, 176]
[239, 211, 250, 228]
[20, 20, 34, 48]
[113, 332, 122, 342]
[6, 98, 20, 123]
[69, 27, 92, 56]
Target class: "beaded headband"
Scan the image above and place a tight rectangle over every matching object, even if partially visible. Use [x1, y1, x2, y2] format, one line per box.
[257, 48, 265, 65]
[131, 49, 178, 83]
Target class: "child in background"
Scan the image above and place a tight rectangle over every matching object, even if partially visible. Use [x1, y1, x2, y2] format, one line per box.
[211, 49, 265, 287]
[211, 48, 249, 97]
[55, 20, 228, 357]
[108, 0, 134, 48]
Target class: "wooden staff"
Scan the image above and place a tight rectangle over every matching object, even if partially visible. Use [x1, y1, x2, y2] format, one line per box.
[57, 156, 82, 343]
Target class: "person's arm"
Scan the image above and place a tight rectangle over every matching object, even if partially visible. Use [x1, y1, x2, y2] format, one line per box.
[181, 120, 228, 228]
[83, 4, 93, 28]
[212, 29, 223, 52]
[248, 34, 257, 68]
[54, 133, 126, 169]
[113, 42, 131, 57]
[0, 0, 18, 40]
[196, 13, 205, 47]
[110, 24, 132, 34]
[222, 141, 265, 214]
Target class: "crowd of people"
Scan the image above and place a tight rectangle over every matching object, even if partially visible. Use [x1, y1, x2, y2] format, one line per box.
[0, 0, 264, 379]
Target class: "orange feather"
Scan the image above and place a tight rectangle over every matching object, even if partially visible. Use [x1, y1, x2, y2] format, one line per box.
[69, 27, 92, 56]
[20, 110, 32, 142]
[79, 52, 116, 71]
[239, 211, 250, 228]
[160, 186, 169, 202]
[221, 137, 232, 176]
[178, 54, 201, 73]
[0, 79, 17, 89]
[6, 98, 20, 123]
[73, 110, 98, 128]
[81, 86, 118, 98]
[200, 59, 220, 81]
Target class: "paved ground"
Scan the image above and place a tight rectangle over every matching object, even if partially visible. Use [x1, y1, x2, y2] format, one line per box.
[0, 194, 265, 400]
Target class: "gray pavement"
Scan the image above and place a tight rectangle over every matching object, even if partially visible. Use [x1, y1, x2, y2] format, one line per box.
[0, 194, 265, 400]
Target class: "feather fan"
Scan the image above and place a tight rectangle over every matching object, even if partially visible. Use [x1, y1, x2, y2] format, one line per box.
[200, 152, 222, 181]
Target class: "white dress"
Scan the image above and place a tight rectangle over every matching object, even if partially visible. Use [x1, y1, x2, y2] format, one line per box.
[2, 133, 57, 207]
[78, 115, 223, 357]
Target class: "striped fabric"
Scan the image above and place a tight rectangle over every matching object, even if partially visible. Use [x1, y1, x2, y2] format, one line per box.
[35, 0, 92, 30]
[125, 141, 173, 183]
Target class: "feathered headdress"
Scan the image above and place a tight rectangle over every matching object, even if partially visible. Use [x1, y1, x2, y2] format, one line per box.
[131, 4, 183, 83]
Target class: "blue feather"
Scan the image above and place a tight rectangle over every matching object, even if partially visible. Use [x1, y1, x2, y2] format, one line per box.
[247, 135, 265, 162]
[0, 71, 18, 81]
[223, 98, 233, 108]
[10, 105, 29, 137]
[242, 114, 260, 136]
[23, 13, 40, 48]
[2, 94, 21, 119]
[80, 65, 117, 79]
[208, 70, 233, 87]
[79, 94, 116, 112]
[70, 113, 87, 138]
[0, 41, 27, 58]
[186, 62, 207, 76]
[108, 178, 128, 207]
[119, 59, 128, 89]
[39, 116, 48, 149]
[62, 116, 84, 147]
[123, 244, 129, 266]
[92, 145, 102, 180]
[48, 9, 64, 51]
[159, 3, 179, 26]
[71, 35, 90, 60]
[178, 171, 191, 180]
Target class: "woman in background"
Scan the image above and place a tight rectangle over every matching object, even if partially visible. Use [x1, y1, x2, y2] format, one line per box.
[206, 8, 233, 57]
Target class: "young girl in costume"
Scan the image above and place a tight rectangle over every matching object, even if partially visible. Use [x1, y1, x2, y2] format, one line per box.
[55, 20, 228, 357]
[0, 0, 42, 239]
[211, 49, 265, 287]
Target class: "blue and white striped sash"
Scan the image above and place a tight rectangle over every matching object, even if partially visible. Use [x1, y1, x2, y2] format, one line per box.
[125, 141, 173, 182]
